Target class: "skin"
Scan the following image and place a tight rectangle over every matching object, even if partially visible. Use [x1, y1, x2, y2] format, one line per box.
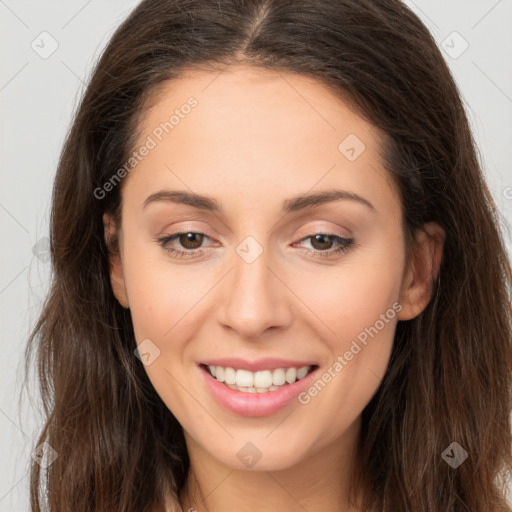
[104, 64, 445, 512]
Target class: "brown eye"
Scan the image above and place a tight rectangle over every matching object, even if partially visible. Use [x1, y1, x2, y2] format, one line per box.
[295, 233, 354, 258]
[155, 231, 213, 259]
[178, 232, 204, 249]
[309, 234, 336, 251]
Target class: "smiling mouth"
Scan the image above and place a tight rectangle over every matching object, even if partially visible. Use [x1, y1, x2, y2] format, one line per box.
[200, 363, 319, 393]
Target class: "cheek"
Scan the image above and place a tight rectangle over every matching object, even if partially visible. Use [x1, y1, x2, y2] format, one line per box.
[122, 239, 208, 342]
[122, 244, 200, 414]
[294, 287, 399, 446]
[291, 242, 403, 406]
[121, 240, 215, 411]
[292, 242, 405, 339]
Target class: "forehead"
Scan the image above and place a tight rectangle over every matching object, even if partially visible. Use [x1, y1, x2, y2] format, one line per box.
[139, 64, 380, 147]
[123, 64, 398, 218]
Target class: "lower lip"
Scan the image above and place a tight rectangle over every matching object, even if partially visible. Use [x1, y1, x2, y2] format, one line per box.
[199, 364, 319, 417]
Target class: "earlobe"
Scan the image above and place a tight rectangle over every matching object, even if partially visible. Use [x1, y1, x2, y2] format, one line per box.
[397, 222, 445, 321]
[103, 213, 130, 309]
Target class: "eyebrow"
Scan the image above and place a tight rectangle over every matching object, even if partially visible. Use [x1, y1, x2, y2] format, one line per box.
[142, 188, 375, 214]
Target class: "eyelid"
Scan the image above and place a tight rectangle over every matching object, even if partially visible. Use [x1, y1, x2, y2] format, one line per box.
[158, 222, 217, 238]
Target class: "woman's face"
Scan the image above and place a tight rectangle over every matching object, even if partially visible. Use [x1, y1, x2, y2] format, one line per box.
[106, 65, 438, 472]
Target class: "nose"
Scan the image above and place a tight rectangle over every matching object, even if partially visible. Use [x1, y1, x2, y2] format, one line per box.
[215, 243, 293, 340]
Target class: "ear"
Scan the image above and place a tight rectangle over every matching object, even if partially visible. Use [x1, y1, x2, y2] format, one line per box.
[397, 222, 445, 321]
[103, 213, 130, 309]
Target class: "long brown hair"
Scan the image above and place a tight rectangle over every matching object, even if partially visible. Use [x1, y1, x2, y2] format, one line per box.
[24, 0, 512, 510]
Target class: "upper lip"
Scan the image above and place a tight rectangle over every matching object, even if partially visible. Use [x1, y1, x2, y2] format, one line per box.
[199, 357, 318, 372]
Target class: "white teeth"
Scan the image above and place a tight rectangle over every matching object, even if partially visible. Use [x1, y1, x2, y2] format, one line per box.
[285, 367, 297, 383]
[207, 364, 313, 393]
[272, 368, 286, 386]
[231, 385, 284, 392]
[235, 369, 254, 388]
[224, 367, 236, 385]
[297, 366, 308, 379]
[215, 366, 225, 382]
[253, 370, 273, 388]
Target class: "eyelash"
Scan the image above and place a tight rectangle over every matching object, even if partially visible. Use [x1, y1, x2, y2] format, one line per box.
[154, 232, 354, 260]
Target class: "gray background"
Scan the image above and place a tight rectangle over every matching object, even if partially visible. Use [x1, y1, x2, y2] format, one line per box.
[1, 0, 511, 509]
